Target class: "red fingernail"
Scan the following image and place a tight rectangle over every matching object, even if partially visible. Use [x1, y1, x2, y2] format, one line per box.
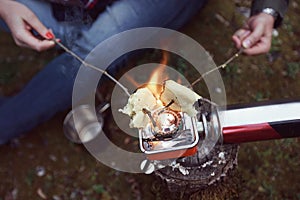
[45, 31, 54, 39]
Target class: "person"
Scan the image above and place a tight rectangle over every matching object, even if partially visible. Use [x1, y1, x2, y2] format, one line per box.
[0, 0, 289, 144]
[233, 0, 289, 55]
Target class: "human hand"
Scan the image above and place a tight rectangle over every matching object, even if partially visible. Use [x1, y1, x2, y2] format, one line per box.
[232, 13, 275, 55]
[0, 1, 57, 51]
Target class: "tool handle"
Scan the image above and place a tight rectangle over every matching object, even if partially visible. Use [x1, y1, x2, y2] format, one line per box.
[221, 99, 300, 143]
[222, 120, 300, 143]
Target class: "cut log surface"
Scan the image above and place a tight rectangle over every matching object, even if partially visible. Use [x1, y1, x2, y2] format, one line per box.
[154, 144, 240, 199]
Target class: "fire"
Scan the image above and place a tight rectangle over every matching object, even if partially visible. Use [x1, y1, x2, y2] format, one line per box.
[124, 73, 140, 88]
[146, 51, 169, 99]
[125, 50, 174, 103]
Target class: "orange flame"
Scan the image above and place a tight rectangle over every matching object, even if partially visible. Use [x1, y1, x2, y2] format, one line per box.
[146, 51, 169, 99]
[124, 73, 140, 88]
[124, 51, 169, 100]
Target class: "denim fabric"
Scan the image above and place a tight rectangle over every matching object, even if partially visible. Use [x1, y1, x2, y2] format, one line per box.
[0, 0, 206, 144]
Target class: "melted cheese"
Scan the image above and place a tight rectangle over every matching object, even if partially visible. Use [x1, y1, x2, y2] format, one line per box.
[119, 87, 157, 128]
[160, 80, 201, 116]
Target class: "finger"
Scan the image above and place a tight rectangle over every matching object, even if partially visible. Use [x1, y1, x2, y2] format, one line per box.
[19, 39, 55, 51]
[45, 29, 55, 39]
[242, 24, 264, 49]
[22, 11, 50, 39]
[233, 29, 251, 39]
[243, 38, 271, 55]
[16, 37, 56, 51]
[232, 29, 251, 49]
[232, 35, 242, 49]
[233, 29, 244, 39]
[25, 24, 31, 31]
[243, 45, 266, 55]
[16, 29, 55, 51]
[35, 40, 56, 51]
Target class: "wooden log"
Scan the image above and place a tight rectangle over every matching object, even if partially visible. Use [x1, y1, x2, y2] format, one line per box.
[153, 144, 240, 199]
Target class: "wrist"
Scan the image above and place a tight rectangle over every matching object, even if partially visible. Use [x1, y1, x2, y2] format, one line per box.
[261, 8, 279, 22]
[253, 7, 279, 29]
[258, 12, 275, 25]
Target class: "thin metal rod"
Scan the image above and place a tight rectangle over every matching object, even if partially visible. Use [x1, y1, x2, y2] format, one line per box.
[142, 108, 157, 128]
[165, 99, 175, 108]
[158, 99, 174, 115]
[191, 48, 244, 87]
[53, 40, 131, 97]
[202, 97, 218, 107]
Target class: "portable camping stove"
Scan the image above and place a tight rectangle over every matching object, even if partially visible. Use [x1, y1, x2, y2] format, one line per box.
[139, 99, 220, 160]
[139, 98, 300, 161]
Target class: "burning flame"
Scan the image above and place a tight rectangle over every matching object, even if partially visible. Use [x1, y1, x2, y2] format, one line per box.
[124, 73, 140, 88]
[125, 51, 169, 96]
[146, 51, 169, 99]
[125, 50, 181, 106]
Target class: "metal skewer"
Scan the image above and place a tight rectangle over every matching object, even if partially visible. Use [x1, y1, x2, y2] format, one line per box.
[158, 100, 175, 115]
[191, 48, 244, 87]
[142, 108, 157, 128]
[52, 39, 131, 97]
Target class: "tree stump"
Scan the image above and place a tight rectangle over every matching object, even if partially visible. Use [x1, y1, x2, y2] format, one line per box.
[153, 144, 240, 199]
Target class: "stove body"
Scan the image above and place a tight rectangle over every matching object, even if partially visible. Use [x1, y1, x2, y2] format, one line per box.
[138, 99, 300, 161]
[138, 99, 219, 160]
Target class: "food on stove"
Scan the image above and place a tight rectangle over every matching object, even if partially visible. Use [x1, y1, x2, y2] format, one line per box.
[119, 87, 157, 128]
[120, 80, 201, 128]
[160, 80, 201, 116]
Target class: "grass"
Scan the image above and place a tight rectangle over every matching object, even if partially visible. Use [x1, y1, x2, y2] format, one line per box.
[286, 62, 300, 79]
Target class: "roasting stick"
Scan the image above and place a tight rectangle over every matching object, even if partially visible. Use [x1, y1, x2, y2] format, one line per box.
[52, 39, 131, 97]
[191, 48, 244, 87]
[142, 108, 158, 129]
[158, 99, 175, 113]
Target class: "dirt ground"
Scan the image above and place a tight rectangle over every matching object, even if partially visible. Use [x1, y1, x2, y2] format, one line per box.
[0, 0, 300, 199]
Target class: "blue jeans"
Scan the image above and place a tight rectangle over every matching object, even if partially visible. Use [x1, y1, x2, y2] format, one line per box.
[0, 0, 206, 144]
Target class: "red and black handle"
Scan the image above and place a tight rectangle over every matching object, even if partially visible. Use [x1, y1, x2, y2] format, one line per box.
[220, 99, 300, 143]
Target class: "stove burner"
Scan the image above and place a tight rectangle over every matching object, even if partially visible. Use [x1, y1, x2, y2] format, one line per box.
[138, 99, 221, 160]
[152, 109, 181, 137]
[139, 110, 199, 156]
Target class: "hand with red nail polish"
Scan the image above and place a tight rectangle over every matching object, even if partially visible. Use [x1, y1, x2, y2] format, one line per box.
[45, 31, 55, 40]
[0, 1, 56, 51]
[232, 13, 275, 55]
